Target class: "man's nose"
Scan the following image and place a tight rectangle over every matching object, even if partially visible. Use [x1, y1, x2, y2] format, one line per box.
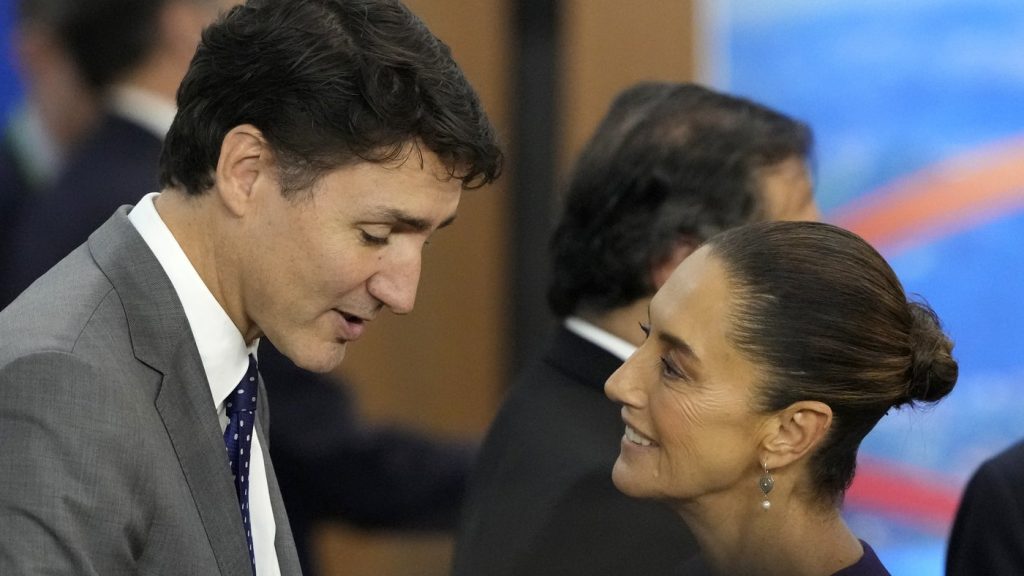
[368, 252, 422, 315]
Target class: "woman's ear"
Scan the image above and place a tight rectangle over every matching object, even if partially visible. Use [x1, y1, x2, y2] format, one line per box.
[214, 124, 268, 217]
[760, 401, 833, 469]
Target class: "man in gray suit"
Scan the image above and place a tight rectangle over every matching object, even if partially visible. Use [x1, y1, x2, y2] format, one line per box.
[0, 0, 502, 574]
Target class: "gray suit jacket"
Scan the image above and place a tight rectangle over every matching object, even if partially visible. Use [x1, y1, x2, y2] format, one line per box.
[0, 207, 303, 575]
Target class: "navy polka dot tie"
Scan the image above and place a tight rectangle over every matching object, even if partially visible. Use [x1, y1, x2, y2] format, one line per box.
[224, 354, 259, 575]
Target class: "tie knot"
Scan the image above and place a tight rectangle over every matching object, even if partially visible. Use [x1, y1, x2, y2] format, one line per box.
[225, 354, 259, 416]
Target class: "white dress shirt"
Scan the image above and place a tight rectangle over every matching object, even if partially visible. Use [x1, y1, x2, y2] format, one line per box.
[7, 104, 62, 189]
[109, 84, 178, 140]
[129, 192, 281, 576]
[564, 316, 636, 362]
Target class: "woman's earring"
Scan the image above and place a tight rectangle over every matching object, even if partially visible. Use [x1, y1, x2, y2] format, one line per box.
[759, 460, 774, 510]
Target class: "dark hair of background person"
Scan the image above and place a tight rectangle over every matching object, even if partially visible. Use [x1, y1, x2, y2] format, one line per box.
[160, 0, 503, 197]
[23, 0, 166, 90]
[706, 220, 958, 504]
[547, 82, 813, 319]
[16, 0, 72, 27]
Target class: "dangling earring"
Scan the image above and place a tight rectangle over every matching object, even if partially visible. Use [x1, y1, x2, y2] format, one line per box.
[759, 460, 774, 510]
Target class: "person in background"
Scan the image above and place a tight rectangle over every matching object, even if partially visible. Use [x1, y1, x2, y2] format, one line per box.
[3, 2, 479, 572]
[262, 344, 477, 575]
[0, 0, 501, 574]
[947, 439, 1024, 575]
[5, 0, 233, 299]
[606, 221, 957, 575]
[0, 0, 100, 306]
[452, 82, 818, 576]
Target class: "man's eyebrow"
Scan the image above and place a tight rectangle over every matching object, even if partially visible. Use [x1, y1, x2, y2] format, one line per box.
[369, 208, 457, 231]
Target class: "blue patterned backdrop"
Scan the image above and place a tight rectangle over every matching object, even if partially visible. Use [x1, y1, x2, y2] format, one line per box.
[705, 0, 1024, 573]
[0, 0, 21, 120]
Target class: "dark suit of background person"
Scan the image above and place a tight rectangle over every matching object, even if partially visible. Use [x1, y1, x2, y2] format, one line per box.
[0, 0, 100, 307]
[0, 128, 32, 304]
[0, 111, 52, 299]
[946, 439, 1024, 575]
[451, 82, 819, 576]
[6, 111, 164, 296]
[0, 208, 302, 574]
[261, 344, 475, 576]
[2, 2, 476, 575]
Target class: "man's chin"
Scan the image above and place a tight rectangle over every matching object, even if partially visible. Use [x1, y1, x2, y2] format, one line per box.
[281, 341, 348, 373]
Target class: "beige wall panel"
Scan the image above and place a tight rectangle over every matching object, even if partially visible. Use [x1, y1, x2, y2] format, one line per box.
[560, 0, 697, 176]
[316, 526, 454, 576]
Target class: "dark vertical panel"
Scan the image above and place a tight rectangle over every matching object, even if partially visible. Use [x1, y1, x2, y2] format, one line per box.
[510, 0, 560, 378]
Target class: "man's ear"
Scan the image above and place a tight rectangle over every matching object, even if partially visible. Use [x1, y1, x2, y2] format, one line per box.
[760, 401, 833, 470]
[215, 124, 268, 217]
[651, 237, 699, 289]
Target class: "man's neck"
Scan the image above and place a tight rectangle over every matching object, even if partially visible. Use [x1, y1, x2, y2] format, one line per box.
[154, 188, 254, 344]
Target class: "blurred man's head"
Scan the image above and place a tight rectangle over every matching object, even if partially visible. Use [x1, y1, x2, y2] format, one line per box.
[548, 82, 816, 339]
[46, 0, 231, 95]
[13, 0, 99, 162]
[9, 0, 234, 186]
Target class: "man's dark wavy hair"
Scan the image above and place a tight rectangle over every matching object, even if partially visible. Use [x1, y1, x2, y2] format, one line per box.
[159, 0, 502, 196]
[547, 82, 812, 318]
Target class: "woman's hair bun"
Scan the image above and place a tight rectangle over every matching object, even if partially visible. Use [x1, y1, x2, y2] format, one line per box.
[905, 300, 958, 405]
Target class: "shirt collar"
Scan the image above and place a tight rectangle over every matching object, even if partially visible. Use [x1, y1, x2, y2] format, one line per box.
[564, 316, 636, 361]
[7, 103, 62, 188]
[108, 84, 177, 141]
[128, 192, 258, 408]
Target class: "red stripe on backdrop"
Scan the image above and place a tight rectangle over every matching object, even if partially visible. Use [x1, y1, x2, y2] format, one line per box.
[845, 458, 962, 534]
[833, 135, 1024, 253]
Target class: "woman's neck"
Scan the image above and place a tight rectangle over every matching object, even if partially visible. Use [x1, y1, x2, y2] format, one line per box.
[674, 487, 864, 576]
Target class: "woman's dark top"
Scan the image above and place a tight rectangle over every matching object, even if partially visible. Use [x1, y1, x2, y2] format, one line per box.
[832, 541, 890, 576]
[674, 540, 890, 575]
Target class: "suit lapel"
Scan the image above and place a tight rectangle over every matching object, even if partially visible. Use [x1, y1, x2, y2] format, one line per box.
[157, 351, 253, 576]
[544, 326, 627, 392]
[255, 375, 302, 575]
[88, 209, 252, 575]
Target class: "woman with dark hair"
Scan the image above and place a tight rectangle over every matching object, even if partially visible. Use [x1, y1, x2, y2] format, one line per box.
[606, 221, 957, 576]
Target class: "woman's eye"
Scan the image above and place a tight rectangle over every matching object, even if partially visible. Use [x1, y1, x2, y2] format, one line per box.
[660, 357, 687, 380]
[360, 231, 389, 246]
